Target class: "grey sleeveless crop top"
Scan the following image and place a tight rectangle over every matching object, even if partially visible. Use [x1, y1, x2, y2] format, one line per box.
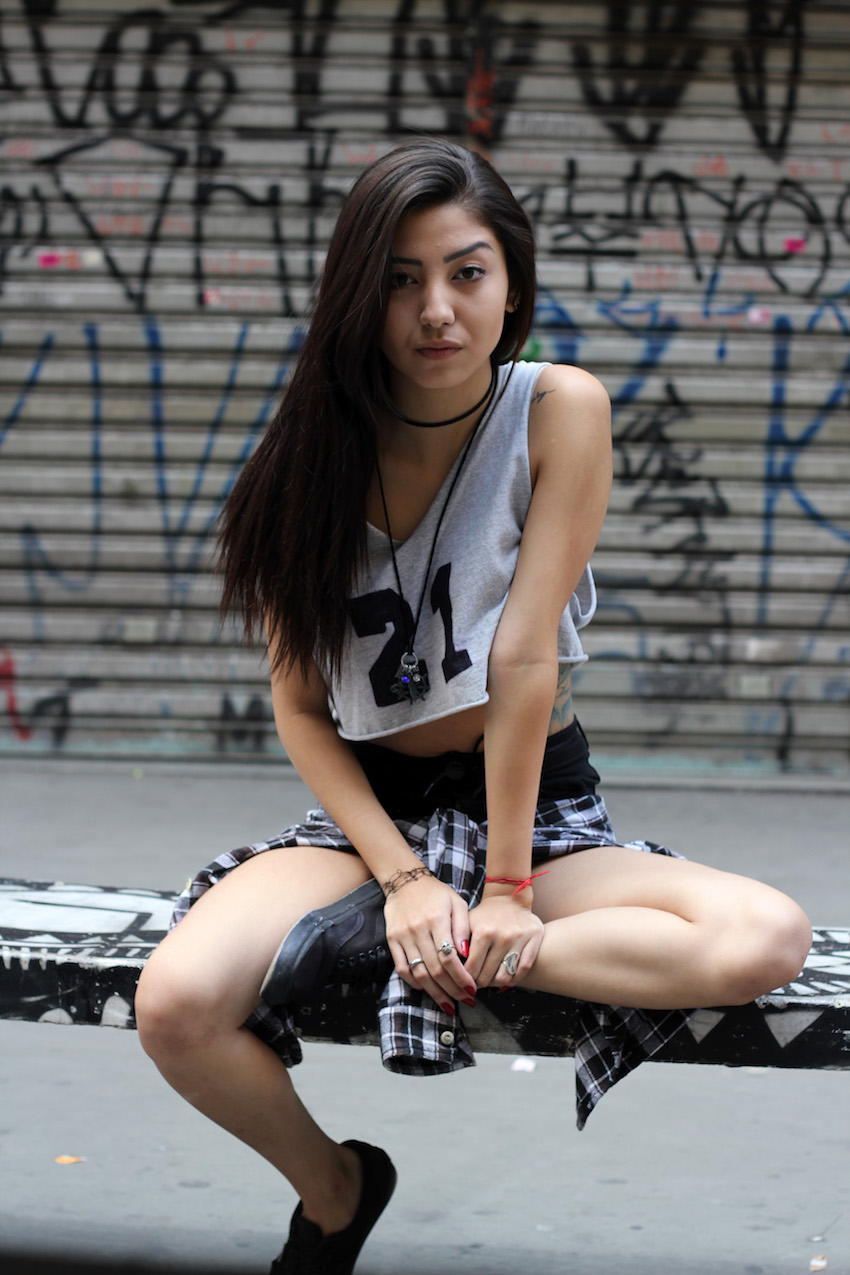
[323, 360, 597, 741]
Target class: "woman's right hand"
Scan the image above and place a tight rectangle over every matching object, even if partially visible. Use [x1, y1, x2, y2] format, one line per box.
[384, 875, 477, 1013]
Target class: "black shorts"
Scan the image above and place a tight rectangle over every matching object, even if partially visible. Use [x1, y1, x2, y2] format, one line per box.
[348, 718, 600, 824]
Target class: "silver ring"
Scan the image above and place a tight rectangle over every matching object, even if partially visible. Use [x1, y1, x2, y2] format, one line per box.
[439, 940, 455, 956]
[408, 957, 425, 971]
[502, 951, 519, 977]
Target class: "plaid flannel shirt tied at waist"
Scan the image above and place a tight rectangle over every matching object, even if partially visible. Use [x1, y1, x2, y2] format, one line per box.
[226, 796, 691, 1130]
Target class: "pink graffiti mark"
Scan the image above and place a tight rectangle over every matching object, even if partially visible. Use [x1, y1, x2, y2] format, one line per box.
[38, 250, 83, 270]
[224, 28, 267, 52]
[342, 143, 379, 166]
[784, 236, 807, 253]
[693, 155, 730, 177]
[0, 650, 32, 741]
[202, 286, 275, 311]
[820, 122, 850, 143]
[3, 139, 35, 159]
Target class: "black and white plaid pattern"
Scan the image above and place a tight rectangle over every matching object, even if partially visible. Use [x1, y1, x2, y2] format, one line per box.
[171, 794, 691, 1128]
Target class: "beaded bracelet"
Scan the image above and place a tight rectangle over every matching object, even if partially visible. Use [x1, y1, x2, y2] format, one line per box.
[382, 865, 434, 897]
[484, 870, 550, 897]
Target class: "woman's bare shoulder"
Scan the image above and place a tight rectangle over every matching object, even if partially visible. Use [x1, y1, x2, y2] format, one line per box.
[527, 363, 611, 477]
[530, 362, 610, 413]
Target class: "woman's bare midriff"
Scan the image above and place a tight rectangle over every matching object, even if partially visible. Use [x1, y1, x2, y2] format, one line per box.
[366, 667, 575, 757]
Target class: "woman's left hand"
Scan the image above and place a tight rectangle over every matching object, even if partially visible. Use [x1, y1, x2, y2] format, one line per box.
[464, 892, 544, 988]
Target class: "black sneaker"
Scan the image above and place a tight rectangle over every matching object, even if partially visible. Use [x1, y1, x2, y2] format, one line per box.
[260, 879, 390, 1006]
[270, 1139, 397, 1275]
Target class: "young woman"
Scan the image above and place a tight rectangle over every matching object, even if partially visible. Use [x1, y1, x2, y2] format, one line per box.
[135, 138, 811, 1275]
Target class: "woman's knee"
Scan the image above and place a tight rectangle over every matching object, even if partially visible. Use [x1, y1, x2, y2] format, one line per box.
[135, 953, 234, 1064]
[712, 888, 812, 1005]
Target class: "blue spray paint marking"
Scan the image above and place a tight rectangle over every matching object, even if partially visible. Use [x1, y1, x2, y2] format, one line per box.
[757, 308, 850, 720]
[775, 554, 850, 706]
[144, 315, 247, 585]
[759, 313, 792, 621]
[760, 314, 850, 624]
[597, 286, 679, 417]
[701, 268, 754, 322]
[530, 284, 585, 364]
[19, 325, 103, 635]
[14, 320, 298, 628]
[212, 344, 293, 509]
[142, 316, 297, 606]
[0, 333, 55, 450]
[805, 284, 850, 335]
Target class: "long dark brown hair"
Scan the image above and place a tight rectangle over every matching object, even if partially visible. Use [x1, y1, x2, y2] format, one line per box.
[218, 137, 537, 678]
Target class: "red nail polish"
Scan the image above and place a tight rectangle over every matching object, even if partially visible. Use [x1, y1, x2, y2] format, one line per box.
[499, 986, 512, 994]
[462, 998, 477, 1008]
[465, 985, 476, 997]
[459, 940, 470, 958]
[441, 1002, 456, 1015]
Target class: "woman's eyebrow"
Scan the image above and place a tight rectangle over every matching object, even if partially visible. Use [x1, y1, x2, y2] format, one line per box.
[444, 240, 494, 263]
[391, 240, 495, 267]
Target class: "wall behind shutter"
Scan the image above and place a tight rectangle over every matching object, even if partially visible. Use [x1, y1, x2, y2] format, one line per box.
[1, 1, 848, 778]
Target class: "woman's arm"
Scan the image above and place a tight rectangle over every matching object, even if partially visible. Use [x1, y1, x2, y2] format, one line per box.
[269, 652, 417, 883]
[268, 647, 477, 1007]
[464, 364, 613, 988]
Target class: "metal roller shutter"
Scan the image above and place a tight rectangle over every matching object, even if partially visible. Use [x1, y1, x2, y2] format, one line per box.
[1, 1, 848, 777]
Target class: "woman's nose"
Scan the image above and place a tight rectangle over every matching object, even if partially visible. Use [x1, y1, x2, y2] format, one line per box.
[419, 282, 454, 329]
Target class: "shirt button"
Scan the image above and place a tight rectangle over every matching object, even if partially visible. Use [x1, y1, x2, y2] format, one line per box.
[440, 1030, 455, 1047]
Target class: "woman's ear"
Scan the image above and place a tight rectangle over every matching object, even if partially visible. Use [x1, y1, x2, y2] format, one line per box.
[506, 294, 521, 313]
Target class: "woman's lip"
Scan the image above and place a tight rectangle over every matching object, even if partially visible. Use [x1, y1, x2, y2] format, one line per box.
[417, 345, 460, 360]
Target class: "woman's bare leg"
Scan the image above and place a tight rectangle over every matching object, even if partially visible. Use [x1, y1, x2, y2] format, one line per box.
[135, 847, 372, 1235]
[523, 847, 811, 1008]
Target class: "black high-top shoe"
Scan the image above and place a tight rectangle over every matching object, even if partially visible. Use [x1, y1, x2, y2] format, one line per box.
[260, 879, 391, 1006]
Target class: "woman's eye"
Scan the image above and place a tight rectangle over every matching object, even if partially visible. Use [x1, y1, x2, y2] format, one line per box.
[455, 264, 485, 282]
[390, 270, 415, 289]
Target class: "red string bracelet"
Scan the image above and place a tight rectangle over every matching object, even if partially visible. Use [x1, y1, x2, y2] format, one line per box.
[484, 870, 550, 897]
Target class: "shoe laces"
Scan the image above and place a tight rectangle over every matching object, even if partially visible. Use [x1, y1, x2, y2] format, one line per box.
[334, 943, 390, 984]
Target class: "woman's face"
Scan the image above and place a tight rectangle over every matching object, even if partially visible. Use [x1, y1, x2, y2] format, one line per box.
[380, 201, 513, 406]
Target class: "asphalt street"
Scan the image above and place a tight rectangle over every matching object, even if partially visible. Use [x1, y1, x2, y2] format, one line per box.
[1, 758, 848, 1275]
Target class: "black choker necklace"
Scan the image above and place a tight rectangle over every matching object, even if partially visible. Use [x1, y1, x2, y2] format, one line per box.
[392, 365, 496, 428]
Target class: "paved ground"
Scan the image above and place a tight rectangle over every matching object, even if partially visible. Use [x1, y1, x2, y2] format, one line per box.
[1, 758, 848, 1275]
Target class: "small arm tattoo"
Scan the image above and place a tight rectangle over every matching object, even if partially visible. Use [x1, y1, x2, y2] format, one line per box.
[531, 388, 555, 406]
[549, 665, 574, 731]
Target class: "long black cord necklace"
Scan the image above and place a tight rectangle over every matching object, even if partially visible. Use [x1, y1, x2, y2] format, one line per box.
[375, 370, 497, 704]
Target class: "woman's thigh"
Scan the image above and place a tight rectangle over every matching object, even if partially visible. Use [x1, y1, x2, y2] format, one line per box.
[528, 846, 811, 1005]
[531, 844, 796, 928]
[139, 846, 372, 1029]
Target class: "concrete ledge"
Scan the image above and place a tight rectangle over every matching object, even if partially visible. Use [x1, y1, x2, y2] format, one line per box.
[1, 878, 848, 1070]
